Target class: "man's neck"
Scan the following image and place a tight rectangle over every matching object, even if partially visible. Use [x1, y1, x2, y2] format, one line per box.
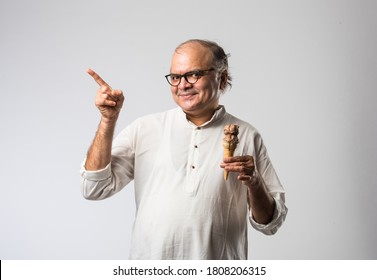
[185, 106, 221, 126]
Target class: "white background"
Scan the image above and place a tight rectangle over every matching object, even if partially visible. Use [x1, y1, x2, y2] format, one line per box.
[1, 0, 376, 259]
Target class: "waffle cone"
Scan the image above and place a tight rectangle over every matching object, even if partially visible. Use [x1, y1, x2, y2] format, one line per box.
[222, 124, 239, 181]
[223, 148, 235, 180]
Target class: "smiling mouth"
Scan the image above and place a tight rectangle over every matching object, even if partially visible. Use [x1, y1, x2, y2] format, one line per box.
[177, 91, 198, 97]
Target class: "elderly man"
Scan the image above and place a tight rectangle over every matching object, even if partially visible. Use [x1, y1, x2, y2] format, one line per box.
[81, 39, 287, 259]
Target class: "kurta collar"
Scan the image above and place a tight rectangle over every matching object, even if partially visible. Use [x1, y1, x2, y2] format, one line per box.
[176, 105, 226, 128]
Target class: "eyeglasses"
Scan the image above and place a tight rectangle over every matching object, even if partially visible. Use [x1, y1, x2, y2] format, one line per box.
[165, 69, 214, 86]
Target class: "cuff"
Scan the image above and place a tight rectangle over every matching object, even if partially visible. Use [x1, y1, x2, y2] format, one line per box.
[80, 159, 112, 181]
[249, 194, 287, 235]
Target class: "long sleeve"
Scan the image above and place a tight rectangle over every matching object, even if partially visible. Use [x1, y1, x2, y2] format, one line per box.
[249, 192, 288, 235]
[243, 126, 288, 235]
[80, 123, 136, 200]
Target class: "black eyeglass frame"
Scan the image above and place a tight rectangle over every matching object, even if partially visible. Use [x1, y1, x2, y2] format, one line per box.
[165, 68, 215, 86]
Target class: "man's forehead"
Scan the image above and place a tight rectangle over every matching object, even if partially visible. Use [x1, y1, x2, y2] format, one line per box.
[170, 44, 212, 71]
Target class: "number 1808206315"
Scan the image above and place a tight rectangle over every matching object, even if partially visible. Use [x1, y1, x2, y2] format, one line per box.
[206, 266, 267, 276]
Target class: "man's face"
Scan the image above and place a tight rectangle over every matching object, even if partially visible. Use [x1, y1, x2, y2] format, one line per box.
[169, 43, 222, 122]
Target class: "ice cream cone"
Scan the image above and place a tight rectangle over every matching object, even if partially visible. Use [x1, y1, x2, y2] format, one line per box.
[223, 124, 239, 180]
[223, 148, 235, 180]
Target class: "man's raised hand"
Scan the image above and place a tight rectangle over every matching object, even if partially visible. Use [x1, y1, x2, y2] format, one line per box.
[87, 68, 124, 122]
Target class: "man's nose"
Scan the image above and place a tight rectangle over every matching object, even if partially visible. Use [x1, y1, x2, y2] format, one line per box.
[178, 77, 193, 90]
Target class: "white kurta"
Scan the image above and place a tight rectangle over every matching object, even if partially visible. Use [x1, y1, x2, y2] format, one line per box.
[81, 106, 287, 259]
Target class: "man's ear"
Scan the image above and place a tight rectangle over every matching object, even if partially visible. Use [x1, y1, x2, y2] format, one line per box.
[219, 71, 228, 90]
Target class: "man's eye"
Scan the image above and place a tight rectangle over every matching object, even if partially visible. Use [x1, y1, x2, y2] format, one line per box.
[188, 71, 202, 78]
[171, 75, 181, 80]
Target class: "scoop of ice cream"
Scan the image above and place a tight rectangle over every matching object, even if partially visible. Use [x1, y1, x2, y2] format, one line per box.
[223, 124, 239, 151]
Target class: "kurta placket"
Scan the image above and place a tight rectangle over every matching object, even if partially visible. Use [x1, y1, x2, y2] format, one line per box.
[185, 126, 201, 194]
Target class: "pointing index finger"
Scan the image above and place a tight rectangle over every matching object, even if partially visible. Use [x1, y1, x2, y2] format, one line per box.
[86, 68, 110, 88]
